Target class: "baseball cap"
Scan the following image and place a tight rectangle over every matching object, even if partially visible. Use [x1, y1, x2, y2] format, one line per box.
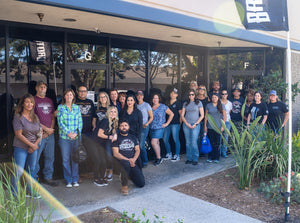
[232, 87, 241, 92]
[136, 90, 144, 95]
[269, 90, 277, 96]
[36, 80, 47, 87]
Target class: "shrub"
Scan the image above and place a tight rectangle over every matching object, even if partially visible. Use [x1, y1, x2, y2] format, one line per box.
[257, 172, 300, 205]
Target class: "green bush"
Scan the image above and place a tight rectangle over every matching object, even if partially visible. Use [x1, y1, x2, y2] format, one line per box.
[257, 172, 300, 205]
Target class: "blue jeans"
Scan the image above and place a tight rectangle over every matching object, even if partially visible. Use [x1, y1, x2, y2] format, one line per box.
[220, 121, 231, 156]
[163, 124, 181, 155]
[139, 125, 149, 165]
[59, 138, 79, 184]
[33, 134, 55, 180]
[11, 147, 38, 195]
[183, 123, 200, 162]
[104, 140, 113, 170]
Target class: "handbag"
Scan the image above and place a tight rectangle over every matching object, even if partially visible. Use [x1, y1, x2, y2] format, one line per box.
[200, 134, 212, 154]
[72, 134, 88, 163]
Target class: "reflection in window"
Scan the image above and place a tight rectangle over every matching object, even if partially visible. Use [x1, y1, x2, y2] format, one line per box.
[71, 69, 105, 92]
[68, 43, 106, 64]
[9, 39, 29, 99]
[151, 51, 178, 97]
[0, 37, 5, 95]
[111, 48, 145, 92]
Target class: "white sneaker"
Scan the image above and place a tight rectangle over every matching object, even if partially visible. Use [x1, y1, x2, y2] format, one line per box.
[164, 153, 172, 160]
[171, 154, 180, 162]
[66, 183, 72, 188]
[73, 182, 79, 187]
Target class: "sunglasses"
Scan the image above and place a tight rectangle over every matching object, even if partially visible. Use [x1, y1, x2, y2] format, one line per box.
[199, 88, 206, 90]
[221, 93, 228, 95]
[189, 94, 195, 96]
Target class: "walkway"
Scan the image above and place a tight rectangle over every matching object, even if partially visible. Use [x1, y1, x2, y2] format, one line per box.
[38, 155, 262, 223]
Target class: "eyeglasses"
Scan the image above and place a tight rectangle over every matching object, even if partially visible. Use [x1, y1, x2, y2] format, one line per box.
[221, 93, 228, 95]
[189, 94, 195, 96]
[78, 90, 87, 93]
[99, 96, 107, 99]
[199, 88, 206, 90]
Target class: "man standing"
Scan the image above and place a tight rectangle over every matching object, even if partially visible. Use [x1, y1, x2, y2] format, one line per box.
[112, 120, 145, 195]
[230, 87, 245, 129]
[33, 81, 58, 186]
[76, 85, 97, 178]
[208, 80, 221, 100]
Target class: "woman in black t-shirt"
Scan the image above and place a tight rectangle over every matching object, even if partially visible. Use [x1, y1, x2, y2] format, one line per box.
[96, 91, 110, 123]
[91, 106, 118, 186]
[162, 88, 182, 161]
[247, 91, 268, 126]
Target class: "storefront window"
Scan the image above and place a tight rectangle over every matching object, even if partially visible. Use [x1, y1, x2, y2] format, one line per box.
[111, 48, 145, 92]
[68, 43, 106, 64]
[151, 51, 178, 97]
[0, 37, 5, 95]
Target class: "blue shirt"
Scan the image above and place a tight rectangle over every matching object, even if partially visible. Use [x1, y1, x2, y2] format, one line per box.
[150, 104, 168, 130]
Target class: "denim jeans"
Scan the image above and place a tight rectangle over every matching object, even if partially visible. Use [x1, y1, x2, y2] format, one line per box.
[104, 140, 113, 170]
[208, 129, 221, 161]
[11, 146, 38, 195]
[183, 123, 200, 162]
[33, 134, 55, 180]
[59, 138, 79, 184]
[163, 124, 181, 155]
[220, 121, 231, 156]
[139, 125, 149, 165]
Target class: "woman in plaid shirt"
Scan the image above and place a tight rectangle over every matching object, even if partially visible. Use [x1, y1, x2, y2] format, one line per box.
[57, 89, 83, 188]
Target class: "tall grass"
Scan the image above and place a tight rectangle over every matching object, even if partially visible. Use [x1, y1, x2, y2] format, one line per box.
[207, 114, 265, 190]
[0, 163, 53, 223]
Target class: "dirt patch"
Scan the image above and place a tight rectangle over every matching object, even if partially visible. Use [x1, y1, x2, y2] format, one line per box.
[172, 168, 300, 223]
[54, 207, 122, 223]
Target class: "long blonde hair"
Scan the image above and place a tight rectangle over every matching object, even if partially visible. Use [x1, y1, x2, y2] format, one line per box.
[97, 91, 110, 111]
[106, 106, 119, 134]
[15, 93, 39, 123]
[197, 85, 208, 97]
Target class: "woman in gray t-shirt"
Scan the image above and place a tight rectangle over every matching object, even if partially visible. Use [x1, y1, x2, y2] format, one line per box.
[204, 93, 226, 163]
[181, 89, 204, 165]
[11, 94, 41, 198]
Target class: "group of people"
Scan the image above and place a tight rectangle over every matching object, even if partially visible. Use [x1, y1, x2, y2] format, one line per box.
[10, 79, 289, 197]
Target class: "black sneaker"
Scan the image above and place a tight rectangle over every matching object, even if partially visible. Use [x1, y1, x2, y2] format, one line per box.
[192, 161, 198, 165]
[94, 179, 108, 187]
[105, 173, 113, 182]
[185, 160, 192, 164]
[43, 179, 59, 187]
[154, 158, 163, 166]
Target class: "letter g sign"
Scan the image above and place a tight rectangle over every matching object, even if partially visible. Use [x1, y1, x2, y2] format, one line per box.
[84, 51, 92, 61]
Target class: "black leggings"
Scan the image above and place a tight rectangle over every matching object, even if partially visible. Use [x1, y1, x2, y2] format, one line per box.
[207, 129, 221, 161]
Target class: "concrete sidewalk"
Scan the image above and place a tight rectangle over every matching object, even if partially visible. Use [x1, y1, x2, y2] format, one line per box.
[38, 155, 262, 223]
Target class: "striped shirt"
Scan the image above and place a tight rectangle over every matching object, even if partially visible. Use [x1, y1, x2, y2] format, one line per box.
[57, 104, 83, 140]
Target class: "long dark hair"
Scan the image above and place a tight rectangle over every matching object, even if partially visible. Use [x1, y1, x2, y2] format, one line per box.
[15, 93, 39, 123]
[184, 89, 200, 106]
[212, 93, 223, 114]
[124, 94, 137, 111]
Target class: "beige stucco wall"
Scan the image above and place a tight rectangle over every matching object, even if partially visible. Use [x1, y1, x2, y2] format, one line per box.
[291, 51, 300, 132]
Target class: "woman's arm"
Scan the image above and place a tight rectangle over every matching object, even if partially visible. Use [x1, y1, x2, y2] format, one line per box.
[204, 110, 208, 132]
[162, 108, 174, 128]
[261, 115, 268, 125]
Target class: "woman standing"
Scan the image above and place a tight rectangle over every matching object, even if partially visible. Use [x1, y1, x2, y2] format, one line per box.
[118, 92, 127, 110]
[247, 91, 268, 127]
[91, 106, 118, 185]
[204, 93, 226, 163]
[120, 95, 143, 139]
[181, 89, 204, 165]
[150, 93, 174, 166]
[136, 90, 153, 167]
[162, 88, 182, 162]
[57, 89, 83, 188]
[96, 91, 110, 123]
[11, 94, 41, 198]
[220, 89, 232, 157]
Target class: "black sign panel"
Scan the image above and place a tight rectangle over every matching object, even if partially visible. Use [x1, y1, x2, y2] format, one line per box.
[235, 0, 289, 31]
